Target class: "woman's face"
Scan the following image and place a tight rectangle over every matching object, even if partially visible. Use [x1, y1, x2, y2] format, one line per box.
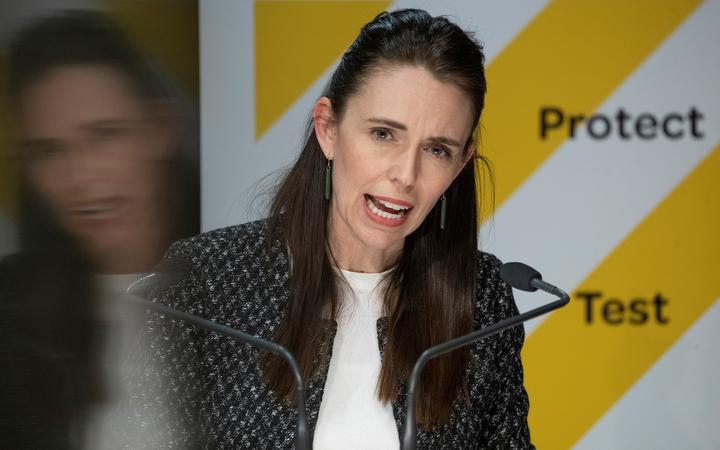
[18, 64, 171, 268]
[315, 65, 475, 264]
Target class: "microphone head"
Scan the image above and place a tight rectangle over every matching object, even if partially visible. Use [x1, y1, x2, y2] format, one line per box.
[152, 257, 192, 285]
[500, 262, 542, 292]
[126, 257, 192, 297]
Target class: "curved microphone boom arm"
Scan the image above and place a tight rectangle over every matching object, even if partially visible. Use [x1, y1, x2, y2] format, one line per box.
[126, 260, 312, 450]
[400, 262, 570, 450]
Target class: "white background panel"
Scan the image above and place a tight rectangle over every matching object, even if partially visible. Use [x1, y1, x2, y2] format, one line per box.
[200, 0, 257, 230]
[482, 0, 720, 334]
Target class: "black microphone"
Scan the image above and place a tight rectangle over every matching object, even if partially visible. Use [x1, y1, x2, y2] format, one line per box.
[500, 262, 568, 299]
[125, 257, 192, 297]
[400, 262, 569, 450]
[126, 258, 312, 450]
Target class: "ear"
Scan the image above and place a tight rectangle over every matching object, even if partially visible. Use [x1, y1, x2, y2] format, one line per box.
[454, 139, 476, 178]
[312, 97, 336, 160]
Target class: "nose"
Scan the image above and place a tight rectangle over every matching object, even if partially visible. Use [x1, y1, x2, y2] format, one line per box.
[388, 147, 419, 189]
[65, 141, 101, 185]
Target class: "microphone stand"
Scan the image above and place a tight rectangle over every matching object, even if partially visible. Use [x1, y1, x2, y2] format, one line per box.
[125, 294, 312, 450]
[400, 270, 569, 450]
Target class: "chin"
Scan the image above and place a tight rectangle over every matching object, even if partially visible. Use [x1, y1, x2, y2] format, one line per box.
[357, 224, 407, 252]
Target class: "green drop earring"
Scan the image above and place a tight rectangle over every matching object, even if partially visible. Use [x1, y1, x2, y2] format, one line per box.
[440, 193, 447, 230]
[325, 160, 332, 200]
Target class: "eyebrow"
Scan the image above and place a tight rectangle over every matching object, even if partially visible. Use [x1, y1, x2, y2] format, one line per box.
[427, 136, 461, 148]
[367, 117, 462, 148]
[81, 118, 133, 131]
[367, 117, 407, 131]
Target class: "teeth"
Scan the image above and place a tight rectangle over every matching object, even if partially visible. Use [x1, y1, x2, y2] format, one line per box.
[375, 198, 410, 211]
[367, 198, 403, 220]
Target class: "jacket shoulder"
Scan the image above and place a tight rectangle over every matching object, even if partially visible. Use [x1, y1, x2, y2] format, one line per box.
[471, 252, 532, 448]
[476, 250, 503, 282]
[164, 219, 275, 263]
[157, 219, 289, 319]
[475, 251, 518, 327]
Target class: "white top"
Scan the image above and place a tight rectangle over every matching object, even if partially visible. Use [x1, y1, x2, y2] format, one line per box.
[313, 269, 400, 450]
[83, 274, 168, 449]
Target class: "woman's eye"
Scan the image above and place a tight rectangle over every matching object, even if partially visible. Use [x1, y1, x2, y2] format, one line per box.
[372, 128, 393, 141]
[90, 124, 129, 142]
[23, 141, 63, 161]
[429, 146, 451, 159]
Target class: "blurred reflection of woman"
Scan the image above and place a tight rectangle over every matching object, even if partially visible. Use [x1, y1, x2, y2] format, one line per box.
[0, 10, 198, 449]
[148, 8, 533, 450]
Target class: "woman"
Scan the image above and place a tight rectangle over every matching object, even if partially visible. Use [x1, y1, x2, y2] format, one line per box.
[146, 8, 532, 449]
[0, 10, 198, 448]
[8, 10, 199, 275]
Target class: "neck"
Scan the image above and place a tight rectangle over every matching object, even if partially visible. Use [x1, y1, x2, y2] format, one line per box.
[327, 212, 401, 273]
[93, 240, 165, 274]
[89, 211, 170, 275]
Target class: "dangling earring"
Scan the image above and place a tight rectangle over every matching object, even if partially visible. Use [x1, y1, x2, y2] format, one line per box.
[440, 193, 447, 230]
[325, 159, 332, 200]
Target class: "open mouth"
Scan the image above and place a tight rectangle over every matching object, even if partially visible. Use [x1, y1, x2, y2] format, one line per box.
[68, 197, 125, 221]
[364, 194, 413, 220]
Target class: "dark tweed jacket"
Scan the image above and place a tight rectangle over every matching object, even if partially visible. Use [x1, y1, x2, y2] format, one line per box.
[139, 220, 533, 449]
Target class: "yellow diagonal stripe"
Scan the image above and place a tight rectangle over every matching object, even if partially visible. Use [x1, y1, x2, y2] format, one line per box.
[523, 143, 720, 449]
[108, 1, 200, 100]
[254, 0, 390, 139]
[481, 0, 701, 213]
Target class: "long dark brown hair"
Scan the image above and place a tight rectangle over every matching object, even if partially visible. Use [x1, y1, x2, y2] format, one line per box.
[265, 9, 489, 428]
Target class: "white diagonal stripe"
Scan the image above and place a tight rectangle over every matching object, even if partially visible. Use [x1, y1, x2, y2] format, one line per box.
[481, 0, 720, 335]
